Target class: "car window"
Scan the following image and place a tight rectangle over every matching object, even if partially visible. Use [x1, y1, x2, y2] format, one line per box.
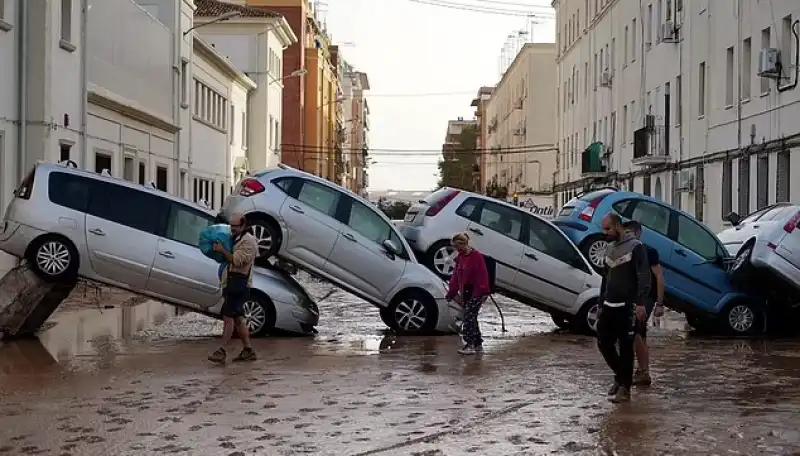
[297, 180, 339, 217]
[477, 202, 523, 241]
[756, 205, 792, 222]
[629, 201, 670, 236]
[611, 199, 633, 216]
[739, 206, 773, 224]
[87, 182, 165, 234]
[48, 172, 93, 212]
[577, 188, 616, 202]
[455, 198, 480, 219]
[272, 177, 293, 194]
[347, 200, 407, 257]
[676, 214, 719, 260]
[166, 203, 214, 247]
[527, 216, 586, 269]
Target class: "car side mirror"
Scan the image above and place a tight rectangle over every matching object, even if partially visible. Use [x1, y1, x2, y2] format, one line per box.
[725, 211, 741, 226]
[382, 239, 399, 256]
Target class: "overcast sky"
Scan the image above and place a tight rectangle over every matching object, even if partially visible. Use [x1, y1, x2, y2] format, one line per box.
[323, 0, 556, 191]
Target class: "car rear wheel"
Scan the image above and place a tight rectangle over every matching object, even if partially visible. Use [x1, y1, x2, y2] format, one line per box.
[27, 235, 79, 283]
[551, 314, 571, 330]
[720, 299, 765, 336]
[426, 240, 457, 280]
[580, 236, 608, 272]
[248, 217, 282, 260]
[730, 243, 756, 285]
[241, 293, 277, 337]
[387, 291, 438, 333]
[575, 300, 600, 335]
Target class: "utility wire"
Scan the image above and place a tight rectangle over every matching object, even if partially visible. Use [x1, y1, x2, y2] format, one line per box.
[408, 0, 554, 17]
[280, 143, 558, 156]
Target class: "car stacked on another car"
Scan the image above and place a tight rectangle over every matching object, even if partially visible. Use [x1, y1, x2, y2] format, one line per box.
[218, 164, 459, 334]
[553, 188, 769, 335]
[397, 187, 603, 333]
[0, 161, 319, 336]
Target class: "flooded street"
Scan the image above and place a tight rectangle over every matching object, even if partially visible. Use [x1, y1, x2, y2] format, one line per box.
[2, 278, 800, 455]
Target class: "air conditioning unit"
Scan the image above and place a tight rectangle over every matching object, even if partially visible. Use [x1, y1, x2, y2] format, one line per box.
[677, 169, 695, 192]
[662, 21, 678, 42]
[600, 70, 612, 87]
[758, 48, 781, 78]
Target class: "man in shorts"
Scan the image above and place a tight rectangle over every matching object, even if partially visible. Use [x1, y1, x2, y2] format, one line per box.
[623, 220, 665, 386]
[208, 214, 259, 363]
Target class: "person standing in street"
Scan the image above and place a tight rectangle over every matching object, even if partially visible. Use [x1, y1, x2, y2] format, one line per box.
[623, 220, 665, 387]
[596, 213, 651, 403]
[445, 232, 491, 355]
[208, 214, 259, 363]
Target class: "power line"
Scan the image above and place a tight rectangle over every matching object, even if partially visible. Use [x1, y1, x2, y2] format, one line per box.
[408, 0, 554, 17]
[471, 0, 554, 8]
[361, 90, 476, 97]
[280, 143, 558, 156]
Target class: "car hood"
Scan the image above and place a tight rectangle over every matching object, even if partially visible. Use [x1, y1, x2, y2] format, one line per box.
[253, 264, 315, 304]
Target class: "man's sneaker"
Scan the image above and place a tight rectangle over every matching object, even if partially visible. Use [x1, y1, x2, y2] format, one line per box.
[233, 347, 257, 362]
[609, 386, 631, 403]
[458, 345, 477, 355]
[633, 369, 652, 386]
[208, 348, 226, 364]
[607, 382, 620, 396]
[474, 345, 484, 353]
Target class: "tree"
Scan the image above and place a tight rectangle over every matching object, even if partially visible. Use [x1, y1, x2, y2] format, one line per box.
[437, 124, 479, 190]
[376, 198, 411, 220]
[485, 177, 508, 200]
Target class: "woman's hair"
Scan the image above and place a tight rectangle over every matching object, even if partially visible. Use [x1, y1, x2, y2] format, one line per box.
[451, 232, 470, 245]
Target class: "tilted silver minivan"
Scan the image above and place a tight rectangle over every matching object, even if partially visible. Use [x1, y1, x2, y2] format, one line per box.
[0, 162, 319, 336]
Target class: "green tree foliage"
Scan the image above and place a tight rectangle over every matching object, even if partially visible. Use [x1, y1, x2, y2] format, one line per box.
[437, 124, 479, 190]
[376, 197, 412, 220]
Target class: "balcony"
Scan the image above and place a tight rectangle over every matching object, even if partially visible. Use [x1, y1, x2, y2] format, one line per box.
[631, 125, 670, 166]
[581, 142, 610, 177]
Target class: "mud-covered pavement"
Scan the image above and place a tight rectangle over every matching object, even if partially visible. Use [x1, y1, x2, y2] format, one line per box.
[2, 277, 800, 455]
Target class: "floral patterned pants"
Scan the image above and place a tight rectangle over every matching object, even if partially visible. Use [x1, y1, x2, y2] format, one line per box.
[462, 296, 487, 347]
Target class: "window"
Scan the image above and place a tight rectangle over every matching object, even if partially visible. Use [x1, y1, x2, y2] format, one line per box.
[756, 155, 769, 210]
[695, 165, 704, 221]
[611, 199, 633, 215]
[87, 182, 165, 234]
[241, 111, 248, 148]
[742, 38, 752, 100]
[675, 75, 682, 125]
[643, 175, 651, 196]
[59, 143, 71, 162]
[676, 215, 718, 260]
[272, 177, 294, 194]
[60, 0, 73, 46]
[138, 162, 146, 185]
[455, 198, 480, 219]
[156, 166, 168, 191]
[193, 177, 213, 205]
[94, 151, 112, 174]
[527, 216, 584, 269]
[631, 18, 637, 61]
[646, 4, 653, 48]
[698, 62, 706, 117]
[180, 60, 189, 107]
[192, 79, 228, 130]
[630, 201, 670, 236]
[724, 46, 734, 106]
[166, 203, 213, 247]
[721, 159, 732, 217]
[123, 156, 134, 182]
[657, 0, 663, 41]
[624, 26, 629, 64]
[782, 15, 793, 74]
[476, 202, 523, 241]
[48, 172, 92, 212]
[347, 200, 392, 246]
[297, 180, 340, 217]
[738, 157, 750, 214]
[776, 150, 790, 203]
[761, 27, 771, 94]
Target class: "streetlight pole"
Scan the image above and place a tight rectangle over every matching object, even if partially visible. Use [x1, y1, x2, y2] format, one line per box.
[183, 11, 241, 36]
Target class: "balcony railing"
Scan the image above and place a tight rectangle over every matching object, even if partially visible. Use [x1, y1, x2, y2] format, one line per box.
[632, 125, 670, 165]
[581, 142, 609, 175]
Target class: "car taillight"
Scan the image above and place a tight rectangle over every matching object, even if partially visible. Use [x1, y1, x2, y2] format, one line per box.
[578, 195, 608, 222]
[239, 179, 265, 197]
[784, 211, 800, 233]
[425, 191, 460, 216]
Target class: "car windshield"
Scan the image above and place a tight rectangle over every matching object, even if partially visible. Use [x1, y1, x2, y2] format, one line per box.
[575, 188, 616, 203]
[423, 188, 457, 205]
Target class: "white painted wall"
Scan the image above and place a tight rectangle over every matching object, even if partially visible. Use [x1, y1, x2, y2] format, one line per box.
[554, 0, 800, 233]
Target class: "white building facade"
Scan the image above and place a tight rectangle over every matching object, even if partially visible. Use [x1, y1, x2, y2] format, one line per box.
[341, 68, 371, 194]
[191, 36, 255, 210]
[485, 43, 559, 197]
[554, 0, 800, 233]
[193, 0, 297, 172]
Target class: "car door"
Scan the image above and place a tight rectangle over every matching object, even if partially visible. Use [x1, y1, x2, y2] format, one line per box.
[278, 178, 344, 270]
[326, 196, 408, 302]
[84, 182, 165, 290]
[667, 212, 730, 309]
[514, 215, 592, 311]
[466, 201, 524, 292]
[146, 201, 222, 309]
[775, 207, 800, 272]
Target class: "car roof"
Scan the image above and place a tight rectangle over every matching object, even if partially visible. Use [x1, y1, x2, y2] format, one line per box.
[608, 190, 718, 226]
[453, 189, 556, 224]
[37, 161, 215, 216]
[254, 163, 368, 202]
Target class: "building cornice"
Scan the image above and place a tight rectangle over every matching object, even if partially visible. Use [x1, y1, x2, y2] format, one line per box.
[87, 84, 181, 133]
[193, 36, 257, 90]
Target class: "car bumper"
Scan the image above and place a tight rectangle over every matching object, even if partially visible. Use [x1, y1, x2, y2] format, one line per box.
[0, 221, 43, 259]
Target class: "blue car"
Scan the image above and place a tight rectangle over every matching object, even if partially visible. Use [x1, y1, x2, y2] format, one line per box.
[553, 188, 766, 335]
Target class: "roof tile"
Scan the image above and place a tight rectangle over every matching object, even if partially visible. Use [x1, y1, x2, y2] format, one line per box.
[194, 0, 281, 18]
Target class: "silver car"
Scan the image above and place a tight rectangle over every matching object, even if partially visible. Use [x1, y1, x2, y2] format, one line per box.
[0, 162, 319, 336]
[218, 165, 459, 334]
[398, 187, 602, 333]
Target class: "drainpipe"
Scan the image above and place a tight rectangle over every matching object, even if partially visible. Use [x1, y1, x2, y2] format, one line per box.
[80, 0, 89, 168]
[17, 0, 28, 181]
[175, 7, 184, 196]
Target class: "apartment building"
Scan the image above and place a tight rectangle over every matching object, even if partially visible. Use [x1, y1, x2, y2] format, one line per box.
[470, 86, 494, 192]
[485, 43, 559, 196]
[554, 0, 800, 233]
[341, 66, 371, 195]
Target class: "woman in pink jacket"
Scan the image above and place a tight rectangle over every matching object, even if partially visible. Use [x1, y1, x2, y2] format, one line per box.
[445, 232, 491, 355]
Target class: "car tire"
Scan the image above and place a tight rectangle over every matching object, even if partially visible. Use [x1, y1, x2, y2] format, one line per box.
[551, 314, 571, 330]
[241, 292, 277, 337]
[719, 299, 765, 336]
[686, 314, 712, 331]
[247, 216, 282, 261]
[387, 290, 438, 333]
[574, 300, 600, 335]
[26, 235, 80, 283]
[379, 307, 399, 330]
[426, 240, 457, 280]
[580, 236, 608, 272]
[730, 243, 756, 286]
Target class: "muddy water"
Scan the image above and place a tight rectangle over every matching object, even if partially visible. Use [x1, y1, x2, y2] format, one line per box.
[1, 283, 800, 455]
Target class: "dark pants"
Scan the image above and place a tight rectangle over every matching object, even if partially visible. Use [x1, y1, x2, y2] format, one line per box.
[220, 273, 250, 319]
[462, 296, 486, 347]
[597, 304, 636, 389]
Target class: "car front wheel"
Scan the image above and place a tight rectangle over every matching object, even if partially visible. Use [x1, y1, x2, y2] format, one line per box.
[387, 291, 438, 333]
[27, 235, 79, 282]
[575, 300, 600, 335]
[580, 236, 608, 272]
[241, 293, 276, 337]
[720, 300, 765, 336]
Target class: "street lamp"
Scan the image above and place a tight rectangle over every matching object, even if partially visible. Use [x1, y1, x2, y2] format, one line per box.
[269, 69, 307, 85]
[183, 11, 241, 37]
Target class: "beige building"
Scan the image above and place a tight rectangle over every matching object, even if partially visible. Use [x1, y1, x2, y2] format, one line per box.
[485, 43, 559, 197]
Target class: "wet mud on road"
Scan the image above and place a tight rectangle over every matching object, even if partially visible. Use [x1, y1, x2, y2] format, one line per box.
[2, 279, 800, 455]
